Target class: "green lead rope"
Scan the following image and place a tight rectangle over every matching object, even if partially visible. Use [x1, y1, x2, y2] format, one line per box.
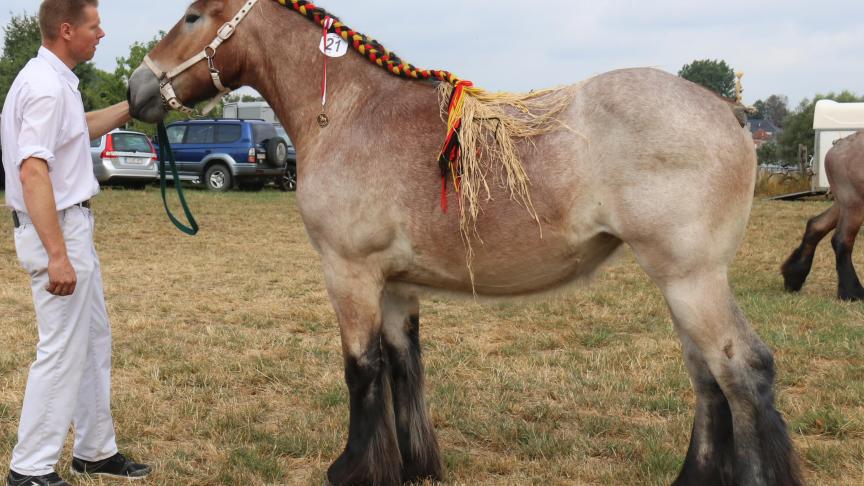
[156, 122, 199, 235]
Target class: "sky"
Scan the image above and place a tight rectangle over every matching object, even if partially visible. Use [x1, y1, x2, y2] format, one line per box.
[2, 0, 862, 108]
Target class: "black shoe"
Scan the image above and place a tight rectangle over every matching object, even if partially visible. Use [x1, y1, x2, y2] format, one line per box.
[6, 470, 70, 486]
[70, 452, 151, 479]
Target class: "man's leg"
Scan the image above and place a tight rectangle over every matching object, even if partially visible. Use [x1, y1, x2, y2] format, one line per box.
[10, 209, 97, 476]
[71, 217, 118, 461]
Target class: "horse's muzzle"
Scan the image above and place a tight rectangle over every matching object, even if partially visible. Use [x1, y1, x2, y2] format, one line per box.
[128, 65, 168, 123]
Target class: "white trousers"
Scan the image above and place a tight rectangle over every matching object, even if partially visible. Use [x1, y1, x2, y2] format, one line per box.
[10, 206, 118, 476]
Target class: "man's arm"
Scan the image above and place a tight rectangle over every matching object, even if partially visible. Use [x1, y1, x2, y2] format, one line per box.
[86, 100, 131, 140]
[20, 157, 77, 296]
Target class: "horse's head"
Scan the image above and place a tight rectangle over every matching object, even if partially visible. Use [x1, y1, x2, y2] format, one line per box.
[128, 0, 259, 122]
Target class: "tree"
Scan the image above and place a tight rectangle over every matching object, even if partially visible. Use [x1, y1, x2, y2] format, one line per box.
[759, 95, 789, 128]
[224, 93, 265, 103]
[74, 62, 126, 111]
[756, 141, 781, 166]
[114, 32, 165, 85]
[751, 100, 765, 120]
[678, 59, 736, 98]
[778, 91, 864, 163]
[0, 13, 42, 106]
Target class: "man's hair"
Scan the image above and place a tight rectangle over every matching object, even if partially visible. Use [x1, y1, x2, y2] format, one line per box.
[39, 0, 99, 41]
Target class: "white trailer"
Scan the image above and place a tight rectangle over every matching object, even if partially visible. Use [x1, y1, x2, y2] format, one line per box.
[222, 101, 277, 124]
[812, 100, 864, 191]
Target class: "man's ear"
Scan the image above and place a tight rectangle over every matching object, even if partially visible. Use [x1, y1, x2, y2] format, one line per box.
[59, 22, 73, 41]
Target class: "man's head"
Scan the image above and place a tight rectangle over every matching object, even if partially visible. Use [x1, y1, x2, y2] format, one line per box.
[39, 0, 104, 65]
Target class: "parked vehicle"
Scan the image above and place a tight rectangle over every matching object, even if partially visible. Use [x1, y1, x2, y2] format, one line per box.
[274, 124, 297, 192]
[812, 100, 864, 191]
[157, 119, 291, 192]
[89, 129, 158, 189]
[223, 101, 297, 192]
[223, 101, 277, 123]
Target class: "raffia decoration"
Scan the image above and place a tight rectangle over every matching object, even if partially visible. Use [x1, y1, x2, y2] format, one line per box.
[436, 84, 576, 287]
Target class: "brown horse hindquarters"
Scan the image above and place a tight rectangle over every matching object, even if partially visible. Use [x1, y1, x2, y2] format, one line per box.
[783, 130, 864, 300]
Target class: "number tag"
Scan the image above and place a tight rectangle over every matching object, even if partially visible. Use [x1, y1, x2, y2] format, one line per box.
[319, 33, 348, 58]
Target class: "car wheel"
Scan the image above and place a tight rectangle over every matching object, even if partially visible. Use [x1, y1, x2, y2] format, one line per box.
[265, 138, 289, 167]
[278, 169, 296, 192]
[204, 164, 232, 192]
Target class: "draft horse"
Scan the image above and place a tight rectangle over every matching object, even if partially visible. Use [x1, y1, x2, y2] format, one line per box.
[128, 0, 803, 484]
[782, 130, 864, 300]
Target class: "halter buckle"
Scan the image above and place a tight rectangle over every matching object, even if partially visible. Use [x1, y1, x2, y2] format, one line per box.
[217, 23, 236, 40]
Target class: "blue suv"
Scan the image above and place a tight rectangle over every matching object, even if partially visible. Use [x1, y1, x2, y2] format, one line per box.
[158, 119, 294, 191]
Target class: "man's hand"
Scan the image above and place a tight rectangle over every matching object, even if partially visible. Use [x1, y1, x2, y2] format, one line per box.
[46, 255, 77, 296]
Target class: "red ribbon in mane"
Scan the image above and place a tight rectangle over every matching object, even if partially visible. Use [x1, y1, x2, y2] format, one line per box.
[437, 80, 473, 213]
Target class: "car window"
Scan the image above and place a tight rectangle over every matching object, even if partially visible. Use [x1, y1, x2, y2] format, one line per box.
[215, 124, 242, 143]
[112, 133, 152, 152]
[251, 123, 277, 144]
[274, 126, 293, 147]
[90, 137, 102, 148]
[185, 124, 215, 144]
[166, 125, 186, 144]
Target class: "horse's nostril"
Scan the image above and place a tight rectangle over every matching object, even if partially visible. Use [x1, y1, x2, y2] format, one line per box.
[126, 86, 131, 103]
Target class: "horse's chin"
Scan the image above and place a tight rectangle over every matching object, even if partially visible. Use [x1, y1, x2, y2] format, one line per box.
[130, 102, 168, 124]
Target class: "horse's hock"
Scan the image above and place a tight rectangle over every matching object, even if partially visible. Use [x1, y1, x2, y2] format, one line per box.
[126, 1, 806, 485]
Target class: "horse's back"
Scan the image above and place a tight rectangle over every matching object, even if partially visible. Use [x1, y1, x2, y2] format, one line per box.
[826, 130, 864, 205]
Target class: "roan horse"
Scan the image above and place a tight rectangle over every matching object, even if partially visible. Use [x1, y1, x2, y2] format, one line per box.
[782, 130, 864, 301]
[128, 1, 803, 484]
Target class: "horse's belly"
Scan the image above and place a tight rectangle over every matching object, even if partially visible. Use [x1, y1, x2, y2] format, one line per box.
[400, 231, 622, 296]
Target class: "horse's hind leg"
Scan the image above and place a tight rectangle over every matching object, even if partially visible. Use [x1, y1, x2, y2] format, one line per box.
[654, 270, 803, 486]
[831, 207, 864, 301]
[381, 288, 443, 483]
[323, 261, 401, 486]
[629, 223, 802, 486]
[781, 205, 839, 292]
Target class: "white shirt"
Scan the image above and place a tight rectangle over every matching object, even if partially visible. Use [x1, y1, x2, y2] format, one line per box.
[1, 46, 100, 212]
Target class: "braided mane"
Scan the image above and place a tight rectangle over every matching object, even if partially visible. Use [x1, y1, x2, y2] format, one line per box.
[277, 0, 465, 85]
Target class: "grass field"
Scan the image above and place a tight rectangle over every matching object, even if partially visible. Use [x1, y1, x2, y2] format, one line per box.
[0, 188, 862, 485]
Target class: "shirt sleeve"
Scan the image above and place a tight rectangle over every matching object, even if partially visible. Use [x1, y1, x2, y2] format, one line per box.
[15, 83, 64, 169]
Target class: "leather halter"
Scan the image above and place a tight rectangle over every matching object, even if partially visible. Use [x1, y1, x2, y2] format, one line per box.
[143, 0, 259, 116]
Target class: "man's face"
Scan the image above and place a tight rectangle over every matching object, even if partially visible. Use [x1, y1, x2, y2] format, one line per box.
[65, 5, 104, 63]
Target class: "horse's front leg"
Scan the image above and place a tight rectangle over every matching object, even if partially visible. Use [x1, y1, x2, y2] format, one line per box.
[323, 260, 401, 486]
[381, 288, 442, 483]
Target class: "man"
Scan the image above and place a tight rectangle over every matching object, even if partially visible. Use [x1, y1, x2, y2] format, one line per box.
[1, 1, 151, 485]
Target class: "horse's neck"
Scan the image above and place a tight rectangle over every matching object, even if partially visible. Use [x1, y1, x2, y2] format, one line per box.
[241, 12, 441, 157]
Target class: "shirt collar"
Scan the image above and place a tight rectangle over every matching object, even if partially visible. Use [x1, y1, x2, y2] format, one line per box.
[38, 46, 80, 91]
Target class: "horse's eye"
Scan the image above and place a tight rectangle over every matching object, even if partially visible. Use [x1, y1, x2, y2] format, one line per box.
[185, 14, 201, 24]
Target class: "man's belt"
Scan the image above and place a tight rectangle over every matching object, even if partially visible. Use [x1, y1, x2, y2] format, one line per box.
[11, 200, 91, 229]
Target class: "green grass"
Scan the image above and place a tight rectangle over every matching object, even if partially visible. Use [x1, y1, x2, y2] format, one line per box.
[0, 189, 862, 484]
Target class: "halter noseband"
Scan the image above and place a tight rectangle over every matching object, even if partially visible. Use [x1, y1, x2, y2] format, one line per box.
[143, 0, 259, 116]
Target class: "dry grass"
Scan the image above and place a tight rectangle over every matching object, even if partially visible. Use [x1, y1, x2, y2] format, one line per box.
[1, 188, 863, 485]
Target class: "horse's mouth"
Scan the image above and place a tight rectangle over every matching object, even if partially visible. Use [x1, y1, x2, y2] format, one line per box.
[128, 65, 168, 123]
